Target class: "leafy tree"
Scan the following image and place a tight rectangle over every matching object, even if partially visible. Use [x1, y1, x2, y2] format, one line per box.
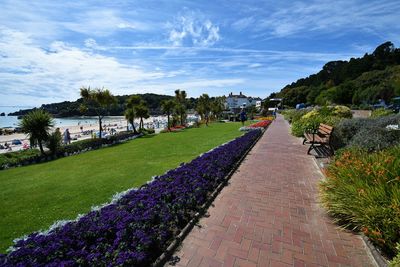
[210, 97, 225, 120]
[196, 94, 211, 126]
[19, 109, 55, 155]
[124, 95, 141, 134]
[174, 89, 187, 126]
[80, 87, 117, 139]
[161, 99, 176, 131]
[135, 101, 150, 130]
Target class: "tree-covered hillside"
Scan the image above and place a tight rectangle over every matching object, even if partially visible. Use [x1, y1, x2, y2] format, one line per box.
[9, 93, 198, 117]
[274, 42, 400, 107]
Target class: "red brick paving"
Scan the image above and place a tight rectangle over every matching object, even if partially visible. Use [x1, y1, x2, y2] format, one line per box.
[169, 115, 374, 267]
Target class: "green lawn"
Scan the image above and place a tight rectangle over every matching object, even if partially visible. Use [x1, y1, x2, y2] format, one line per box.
[0, 122, 247, 252]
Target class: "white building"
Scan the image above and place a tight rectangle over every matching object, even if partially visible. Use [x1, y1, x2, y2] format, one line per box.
[225, 92, 261, 110]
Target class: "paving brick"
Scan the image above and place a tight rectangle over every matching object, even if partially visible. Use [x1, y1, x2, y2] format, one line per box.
[170, 115, 374, 267]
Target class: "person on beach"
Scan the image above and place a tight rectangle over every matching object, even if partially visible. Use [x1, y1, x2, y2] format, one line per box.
[63, 129, 71, 144]
[240, 109, 247, 126]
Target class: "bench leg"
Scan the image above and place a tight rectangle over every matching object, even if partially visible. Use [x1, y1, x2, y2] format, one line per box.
[307, 143, 315, 154]
[303, 138, 307, 145]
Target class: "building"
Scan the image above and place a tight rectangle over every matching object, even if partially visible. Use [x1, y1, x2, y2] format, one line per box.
[225, 92, 261, 110]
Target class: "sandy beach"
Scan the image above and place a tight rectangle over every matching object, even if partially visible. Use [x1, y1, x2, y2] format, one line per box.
[0, 116, 169, 153]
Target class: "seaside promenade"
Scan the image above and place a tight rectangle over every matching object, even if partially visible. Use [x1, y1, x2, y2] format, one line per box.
[171, 115, 374, 266]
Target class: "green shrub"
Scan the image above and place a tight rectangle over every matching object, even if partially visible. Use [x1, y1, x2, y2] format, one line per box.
[0, 149, 40, 168]
[320, 146, 400, 257]
[390, 244, 400, 267]
[281, 109, 308, 123]
[332, 114, 400, 151]
[371, 108, 394, 118]
[350, 127, 400, 151]
[46, 131, 62, 155]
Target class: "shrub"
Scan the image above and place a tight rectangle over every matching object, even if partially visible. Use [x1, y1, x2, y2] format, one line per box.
[390, 244, 400, 267]
[332, 114, 400, 151]
[0, 149, 40, 168]
[371, 108, 394, 118]
[46, 131, 62, 155]
[281, 109, 308, 123]
[0, 130, 261, 266]
[320, 146, 400, 257]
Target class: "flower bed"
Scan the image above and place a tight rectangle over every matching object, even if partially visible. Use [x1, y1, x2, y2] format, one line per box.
[240, 120, 272, 131]
[320, 146, 400, 259]
[0, 129, 262, 266]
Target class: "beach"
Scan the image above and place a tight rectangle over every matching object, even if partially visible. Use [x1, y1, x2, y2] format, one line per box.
[0, 116, 170, 153]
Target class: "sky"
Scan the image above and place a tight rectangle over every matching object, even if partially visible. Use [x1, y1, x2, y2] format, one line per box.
[1, 0, 400, 108]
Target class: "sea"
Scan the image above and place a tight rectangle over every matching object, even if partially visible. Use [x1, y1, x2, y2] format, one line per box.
[0, 106, 126, 128]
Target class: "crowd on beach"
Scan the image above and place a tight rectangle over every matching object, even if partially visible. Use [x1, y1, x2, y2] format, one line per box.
[0, 116, 176, 154]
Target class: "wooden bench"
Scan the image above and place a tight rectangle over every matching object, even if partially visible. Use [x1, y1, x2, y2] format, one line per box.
[303, 123, 334, 155]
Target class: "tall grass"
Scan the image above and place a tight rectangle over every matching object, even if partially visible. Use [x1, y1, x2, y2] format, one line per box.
[320, 146, 400, 258]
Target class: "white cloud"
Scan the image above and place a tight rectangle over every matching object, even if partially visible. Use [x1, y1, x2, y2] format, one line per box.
[0, 27, 171, 105]
[167, 11, 220, 47]
[231, 17, 255, 31]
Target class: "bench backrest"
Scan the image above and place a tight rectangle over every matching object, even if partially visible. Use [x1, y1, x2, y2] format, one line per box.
[318, 123, 333, 136]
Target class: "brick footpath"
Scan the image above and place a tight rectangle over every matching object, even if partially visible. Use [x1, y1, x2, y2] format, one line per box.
[168, 115, 375, 267]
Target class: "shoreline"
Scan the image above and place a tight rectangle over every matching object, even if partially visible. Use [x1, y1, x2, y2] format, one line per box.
[0, 116, 170, 153]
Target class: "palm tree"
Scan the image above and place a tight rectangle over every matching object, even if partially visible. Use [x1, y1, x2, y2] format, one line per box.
[211, 97, 225, 120]
[19, 109, 55, 155]
[174, 89, 187, 126]
[80, 87, 116, 139]
[196, 94, 211, 126]
[161, 99, 176, 131]
[125, 95, 141, 134]
[135, 101, 150, 130]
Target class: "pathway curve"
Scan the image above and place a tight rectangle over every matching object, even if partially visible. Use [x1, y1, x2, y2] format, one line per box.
[170, 115, 374, 267]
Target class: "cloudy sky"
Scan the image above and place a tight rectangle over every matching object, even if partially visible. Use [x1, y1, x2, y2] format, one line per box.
[1, 0, 400, 107]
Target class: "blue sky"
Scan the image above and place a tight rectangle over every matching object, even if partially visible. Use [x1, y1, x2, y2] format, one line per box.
[0, 0, 400, 107]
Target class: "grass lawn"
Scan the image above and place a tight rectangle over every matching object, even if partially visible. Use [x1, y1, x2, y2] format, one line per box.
[0, 122, 248, 252]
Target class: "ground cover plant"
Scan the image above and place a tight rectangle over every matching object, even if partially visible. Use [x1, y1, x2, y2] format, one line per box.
[0, 129, 261, 266]
[320, 146, 400, 258]
[0, 122, 248, 253]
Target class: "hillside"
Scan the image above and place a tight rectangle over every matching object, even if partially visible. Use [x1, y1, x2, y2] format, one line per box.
[274, 42, 400, 107]
[9, 93, 198, 117]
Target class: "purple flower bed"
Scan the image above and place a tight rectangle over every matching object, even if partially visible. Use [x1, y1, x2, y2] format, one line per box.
[0, 129, 261, 266]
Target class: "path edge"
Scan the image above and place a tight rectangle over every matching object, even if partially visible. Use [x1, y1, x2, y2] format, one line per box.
[151, 128, 266, 267]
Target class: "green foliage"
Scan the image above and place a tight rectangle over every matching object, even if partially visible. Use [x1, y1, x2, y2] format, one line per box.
[281, 109, 308, 123]
[390, 244, 400, 267]
[371, 108, 394, 118]
[161, 99, 176, 130]
[332, 114, 400, 151]
[0, 149, 40, 167]
[19, 109, 55, 154]
[0, 122, 245, 252]
[284, 106, 350, 137]
[275, 42, 400, 107]
[174, 89, 187, 126]
[320, 146, 400, 257]
[46, 130, 62, 155]
[196, 94, 212, 125]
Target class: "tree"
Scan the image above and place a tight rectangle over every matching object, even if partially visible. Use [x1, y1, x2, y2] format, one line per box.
[196, 94, 211, 126]
[19, 109, 55, 155]
[174, 89, 187, 126]
[124, 95, 141, 134]
[135, 101, 150, 130]
[210, 97, 225, 120]
[80, 87, 116, 139]
[161, 99, 176, 131]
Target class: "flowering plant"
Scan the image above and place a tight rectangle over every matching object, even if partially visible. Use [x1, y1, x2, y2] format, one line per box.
[0, 130, 261, 266]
